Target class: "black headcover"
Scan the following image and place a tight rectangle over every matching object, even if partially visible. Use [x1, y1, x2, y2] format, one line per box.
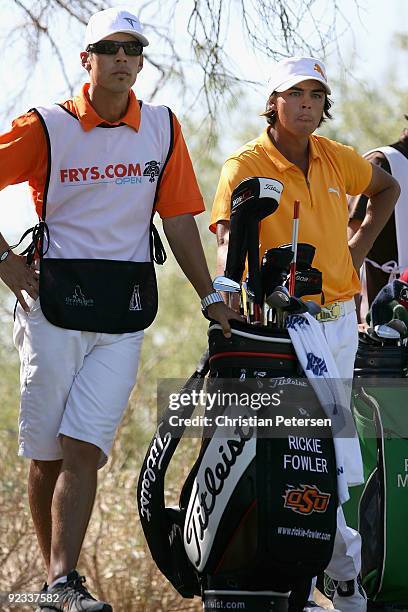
[292, 267, 323, 299]
[279, 243, 316, 270]
[261, 247, 294, 299]
[224, 177, 283, 303]
[371, 279, 408, 326]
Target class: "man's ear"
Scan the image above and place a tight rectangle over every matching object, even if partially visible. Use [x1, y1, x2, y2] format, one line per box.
[137, 55, 144, 73]
[80, 51, 91, 73]
[266, 93, 276, 113]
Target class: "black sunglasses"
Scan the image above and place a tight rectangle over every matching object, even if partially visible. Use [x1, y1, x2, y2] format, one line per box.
[86, 40, 143, 56]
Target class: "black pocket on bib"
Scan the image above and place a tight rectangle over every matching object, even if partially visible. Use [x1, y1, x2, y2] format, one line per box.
[39, 258, 158, 333]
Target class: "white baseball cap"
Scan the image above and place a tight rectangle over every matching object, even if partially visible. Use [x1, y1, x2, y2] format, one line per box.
[85, 7, 149, 48]
[267, 57, 331, 95]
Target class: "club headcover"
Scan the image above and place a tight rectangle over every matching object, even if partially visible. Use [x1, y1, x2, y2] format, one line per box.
[370, 279, 408, 326]
[261, 247, 293, 299]
[292, 267, 322, 298]
[230, 176, 283, 219]
[399, 268, 408, 309]
[225, 177, 283, 284]
[279, 242, 316, 270]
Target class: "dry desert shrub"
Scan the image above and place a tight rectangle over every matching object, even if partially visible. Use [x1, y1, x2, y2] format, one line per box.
[0, 411, 203, 612]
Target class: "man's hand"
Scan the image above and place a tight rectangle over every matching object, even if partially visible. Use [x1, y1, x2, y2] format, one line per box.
[206, 301, 243, 338]
[0, 251, 39, 311]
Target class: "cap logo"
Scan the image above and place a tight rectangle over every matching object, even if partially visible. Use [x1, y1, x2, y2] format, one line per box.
[124, 17, 138, 29]
[313, 63, 326, 81]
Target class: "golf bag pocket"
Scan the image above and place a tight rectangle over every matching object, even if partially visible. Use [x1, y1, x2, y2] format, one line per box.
[354, 332, 408, 377]
[39, 257, 158, 333]
[350, 385, 408, 604]
[208, 320, 300, 378]
[343, 336, 408, 605]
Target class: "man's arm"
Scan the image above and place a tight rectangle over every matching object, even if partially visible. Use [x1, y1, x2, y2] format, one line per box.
[162, 214, 241, 336]
[0, 112, 47, 310]
[347, 151, 390, 242]
[0, 234, 39, 311]
[348, 163, 400, 270]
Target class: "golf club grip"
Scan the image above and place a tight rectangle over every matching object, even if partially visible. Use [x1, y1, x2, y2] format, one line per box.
[247, 219, 262, 305]
[289, 200, 300, 296]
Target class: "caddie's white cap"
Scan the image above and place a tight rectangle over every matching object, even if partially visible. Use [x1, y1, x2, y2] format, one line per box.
[85, 7, 149, 48]
[267, 56, 331, 95]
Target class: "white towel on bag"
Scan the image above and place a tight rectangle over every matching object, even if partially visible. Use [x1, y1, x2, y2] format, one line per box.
[286, 313, 364, 504]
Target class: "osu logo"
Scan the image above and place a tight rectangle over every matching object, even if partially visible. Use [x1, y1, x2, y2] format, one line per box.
[284, 484, 330, 515]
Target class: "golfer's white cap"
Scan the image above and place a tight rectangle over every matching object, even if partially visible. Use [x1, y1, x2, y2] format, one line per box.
[267, 57, 331, 95]
[85, 7, 149, 48]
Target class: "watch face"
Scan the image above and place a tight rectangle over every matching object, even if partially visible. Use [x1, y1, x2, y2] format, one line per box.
[0, 250, 9, 262]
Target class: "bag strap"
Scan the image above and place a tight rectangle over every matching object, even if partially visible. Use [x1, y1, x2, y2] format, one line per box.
[8, 221, 49, 265]
[137, 350, 209, 592]
[148, 106, 174, 265]
[151, 224, 167, 265]
[10, 221, 49, 320]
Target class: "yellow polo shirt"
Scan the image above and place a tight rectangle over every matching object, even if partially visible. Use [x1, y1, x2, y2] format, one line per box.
[210, 128, 372, 305]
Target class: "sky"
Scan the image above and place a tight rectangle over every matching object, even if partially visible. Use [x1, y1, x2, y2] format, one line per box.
[0, 0, 407, 240]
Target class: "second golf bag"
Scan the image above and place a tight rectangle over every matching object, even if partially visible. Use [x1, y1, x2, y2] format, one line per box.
[138, 321, 339, 612]
[342, 332, 408, 606]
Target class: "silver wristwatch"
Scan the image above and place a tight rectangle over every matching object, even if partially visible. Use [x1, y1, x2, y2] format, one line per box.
[0, 248, 11, 263]
[201, 291, 224, 311]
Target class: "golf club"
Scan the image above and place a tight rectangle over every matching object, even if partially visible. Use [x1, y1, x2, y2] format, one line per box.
[303, 300, 322, 316]
[374, 324, 403, 340]
[386, 318, 408, 337]
[266, 285, 291, 307]
[213, 276, 241, 293]
[288, 200, 300, 296]
[279, 242, 316, 270]
[224, 177, 282, 286]
[266, 285, 291, 328]
[213, 276, 241, 308]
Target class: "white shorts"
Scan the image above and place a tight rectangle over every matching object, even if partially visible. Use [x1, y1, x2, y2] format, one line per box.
[13, 297, 144, 468]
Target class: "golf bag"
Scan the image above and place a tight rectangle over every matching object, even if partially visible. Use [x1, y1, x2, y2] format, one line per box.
[342, 333, 408, 605]
[138, 321, 339, 611]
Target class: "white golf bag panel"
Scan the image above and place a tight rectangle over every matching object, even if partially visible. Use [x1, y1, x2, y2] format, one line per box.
[184, 434, 257, 572]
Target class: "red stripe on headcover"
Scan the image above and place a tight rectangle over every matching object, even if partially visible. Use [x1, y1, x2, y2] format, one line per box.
[400, 268, 408, 309]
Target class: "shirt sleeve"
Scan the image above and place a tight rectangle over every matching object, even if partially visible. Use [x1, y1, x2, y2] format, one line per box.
[209, 158, 254, 233]
[154, 113, 205, 218]
[336, 142, 373, 196]
[0, 112, 47, 191]
[348, 151, 390, 221]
